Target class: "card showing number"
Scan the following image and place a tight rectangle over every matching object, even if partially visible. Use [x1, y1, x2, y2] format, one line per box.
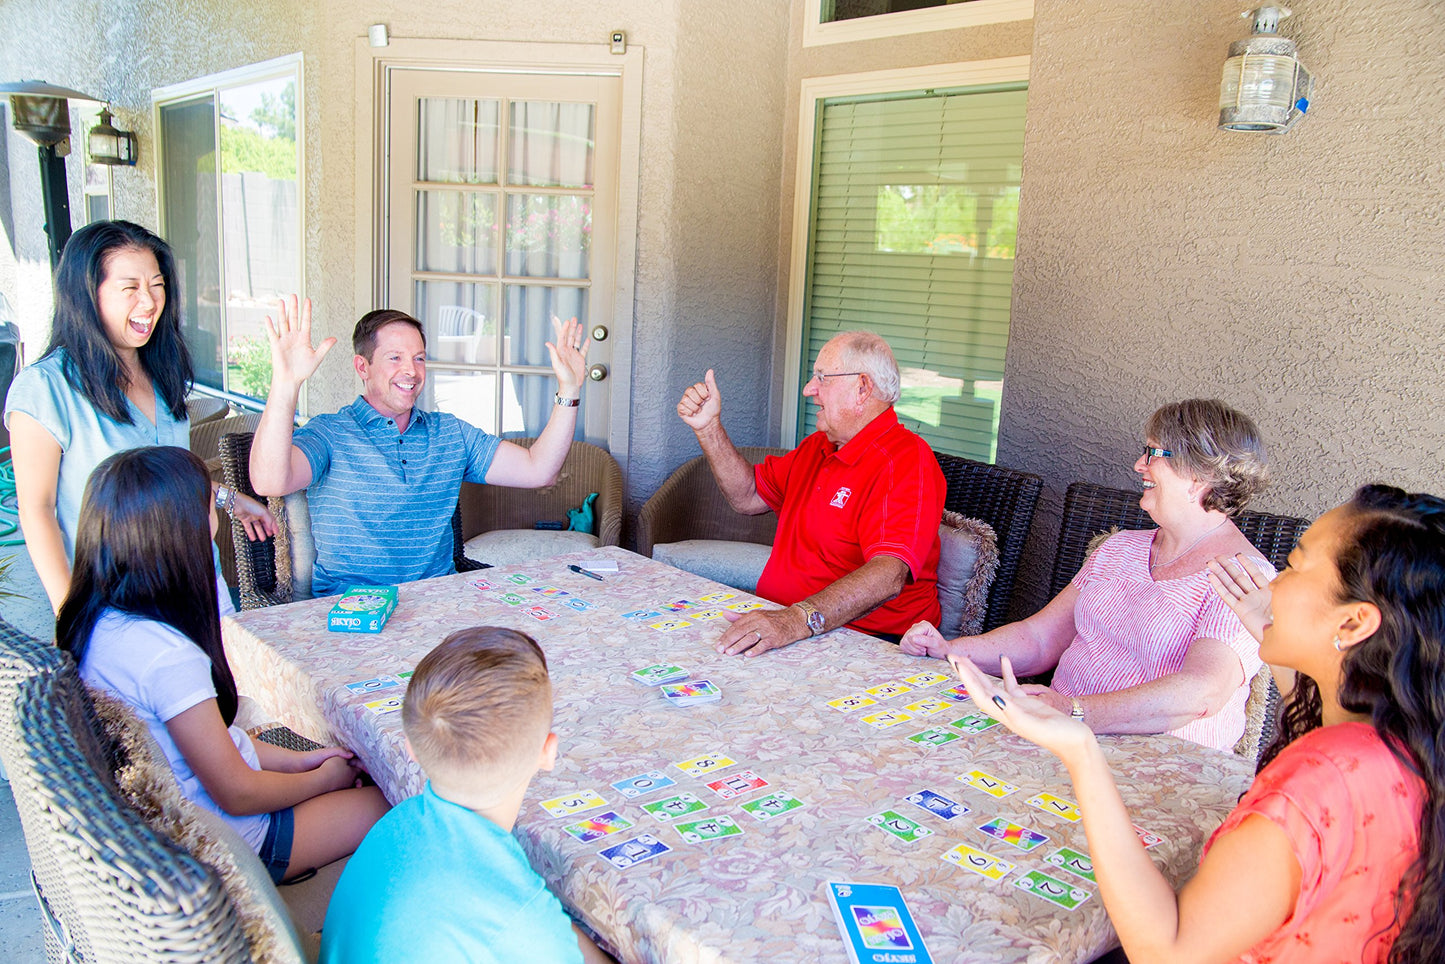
[610, 770, 678, 798]
[826, 694, 879, 713]
[867, 810, 934, 843]
[1026, 792, 1083, 822]
[740, 791, 806, 821]
[957, 769, 1020, 798]
[641, 793, 710, 821]
[540, 790, 608, 818]
[673, 752, 738, 777]
[860, 710, 914, 729]
[1014, 869, 1092, 911]
[674, 815, 745, 844]
[942, 842, 1016, 881]
[1045, 846, 1096, 883]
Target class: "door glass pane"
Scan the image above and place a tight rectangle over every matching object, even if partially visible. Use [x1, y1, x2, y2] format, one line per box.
[159, 96, 222, 390]
[500, 372, 582, 439]
[415, 191, 497, 273]
[418, 98, 500, 184]
[504, 194, 590, 278]
[218, 76, 300, 399]
[507, 101, 594, 188]
[415, 280, 497, 365]
[823, 0, 956, 23]
[502, 285, 587, 366]
[426, 369, 497, 433]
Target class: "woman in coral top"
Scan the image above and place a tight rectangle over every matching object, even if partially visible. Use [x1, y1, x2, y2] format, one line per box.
[952, 484, 1444, 963]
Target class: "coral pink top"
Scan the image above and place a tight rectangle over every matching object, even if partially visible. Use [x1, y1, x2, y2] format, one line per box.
[1204, 722, 1424, 964]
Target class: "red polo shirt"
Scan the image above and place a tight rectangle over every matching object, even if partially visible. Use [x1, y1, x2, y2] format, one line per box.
[753, 408, 943, 636]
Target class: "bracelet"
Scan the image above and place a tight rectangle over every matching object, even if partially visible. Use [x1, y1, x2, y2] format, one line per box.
[554, 393, 580, 408]
[214, 485, 230, 511]
[224, 487, 237, 516]
[1069, 697, 1086, 723]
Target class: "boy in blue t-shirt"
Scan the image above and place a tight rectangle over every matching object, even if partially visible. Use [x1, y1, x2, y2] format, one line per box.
[320, 627, 610, 963]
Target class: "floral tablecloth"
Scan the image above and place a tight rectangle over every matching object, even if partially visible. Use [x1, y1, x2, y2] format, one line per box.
[224, 546, 1254, 964]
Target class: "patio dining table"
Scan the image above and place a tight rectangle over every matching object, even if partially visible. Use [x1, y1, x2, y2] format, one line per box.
[223, 545, 1255, 964]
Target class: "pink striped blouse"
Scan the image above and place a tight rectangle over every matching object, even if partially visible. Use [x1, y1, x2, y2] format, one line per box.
[1051, 528, 1264, 752]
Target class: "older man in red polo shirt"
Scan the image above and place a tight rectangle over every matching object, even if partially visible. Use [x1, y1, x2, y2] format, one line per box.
[677, 331, 944, 657]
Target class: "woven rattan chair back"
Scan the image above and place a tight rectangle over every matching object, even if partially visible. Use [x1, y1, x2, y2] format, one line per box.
[635, 447, 787, 559]
[0, 622, 250, 962]
[459, 437, 624, 548]
[933, 453, 1043, 632]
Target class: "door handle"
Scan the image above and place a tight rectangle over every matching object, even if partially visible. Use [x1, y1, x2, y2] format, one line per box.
[587, 364, 609, 382]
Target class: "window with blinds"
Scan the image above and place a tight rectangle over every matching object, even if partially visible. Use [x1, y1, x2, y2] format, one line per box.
[799, 83, 1027, 462]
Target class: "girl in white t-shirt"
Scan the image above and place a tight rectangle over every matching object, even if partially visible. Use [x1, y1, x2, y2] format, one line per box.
[57, 445, 389, 883]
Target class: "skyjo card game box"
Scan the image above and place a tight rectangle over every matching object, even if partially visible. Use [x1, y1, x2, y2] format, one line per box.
[328, 585, 398, 633]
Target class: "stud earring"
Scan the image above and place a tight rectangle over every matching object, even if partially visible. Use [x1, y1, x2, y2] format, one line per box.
[1332, 635, 1344, 652]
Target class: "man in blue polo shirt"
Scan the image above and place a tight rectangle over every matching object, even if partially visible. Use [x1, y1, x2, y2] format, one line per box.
[249, 296, 589, 596]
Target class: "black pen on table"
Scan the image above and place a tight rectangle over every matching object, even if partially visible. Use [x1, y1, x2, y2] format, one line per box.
[568, 564, 604, 581]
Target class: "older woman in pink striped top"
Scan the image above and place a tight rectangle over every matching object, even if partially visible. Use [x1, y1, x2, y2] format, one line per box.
[901, 399, 1271, 751]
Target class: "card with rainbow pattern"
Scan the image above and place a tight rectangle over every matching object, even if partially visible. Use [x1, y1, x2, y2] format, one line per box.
[562, 811, 633, 843]
[977, 816, 1049, 852]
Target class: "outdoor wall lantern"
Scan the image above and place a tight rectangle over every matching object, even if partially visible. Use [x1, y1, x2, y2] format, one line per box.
[87, 109, 137, 166]
[0, 80, 104, 268]
[1218, 5, 1314, 133]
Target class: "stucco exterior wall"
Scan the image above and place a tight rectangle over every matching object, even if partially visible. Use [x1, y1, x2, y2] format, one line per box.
[999, 0, 1445, 615]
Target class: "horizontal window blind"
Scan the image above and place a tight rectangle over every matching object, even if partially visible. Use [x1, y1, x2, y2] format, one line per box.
[800, 83, 1027, 462]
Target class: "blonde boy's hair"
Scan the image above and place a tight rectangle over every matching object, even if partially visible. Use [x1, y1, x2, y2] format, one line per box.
[403, 627, 553, 783]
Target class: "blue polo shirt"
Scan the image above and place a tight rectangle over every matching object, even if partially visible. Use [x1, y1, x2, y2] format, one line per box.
[292, 397, 499, 596]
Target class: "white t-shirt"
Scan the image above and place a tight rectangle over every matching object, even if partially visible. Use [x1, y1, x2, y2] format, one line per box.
[79, 609, 270, 850]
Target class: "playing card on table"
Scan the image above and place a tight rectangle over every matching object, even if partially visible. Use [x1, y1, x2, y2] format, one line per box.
[859, 710, 914, 729]
[867, 809, 934, 843]
[539, 790, 608, 818]
[942, 842, 1016, 881]
[507, 574, 533, 585]
[689, 608, 726, 621]
[630, 663, 689, 686]
[648, 618, 693, 632]
[1133, 825, 1165, 848]
[949, 713, 1001, 734]
[705, 769, 769, 800]
[395, 670, 413, 682]
[977, 817, 1049, 852]
[826, 694, 878, 713]
[723, 600, 764, 612]
[902, 671, 951, 688]
[660, 680, 722, 706]
[563, 597, 595, 613]
[498, 592, 527, 606]
[902, 697, 950, 717]
[598, 834, 671, 870]
[562, 811, 633, 843]
[621, 609, 664, 620]
[363, 696, 403, 716]
[864, 682, 914, 701]
[524, 605, 560, 621]
[1026, 792, 1083, 822]
[907, 727, 962, 748]
[1045, 846, 1096, 883]
[661, 598, 701, 612]
[740, 791, 806, 821]
[345, 676, 401, 693]
[610, 770, 678, 798]
[469, 578, 495, 591]
[1014, 870, 1091, 910]
[937, 684, 973, 703]
[674, 815, 745, 844]
[673, 752, 737, 777]
[957, 769, 1020, 798]
[641, 793, 709, 821]
[532, 585, 570, 597]
[904, 789, 971, 821]
[699, 591, 736, 603]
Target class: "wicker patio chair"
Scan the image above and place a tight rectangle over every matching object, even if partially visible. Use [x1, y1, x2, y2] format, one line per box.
[0, 622, 255, 963]
[1045, 480, 1312, 760]
[458, 438, 623, 566]
[191, 413, 263, 589]
[220, 431, 484, 609]
[934, 453, 1043, 632]
[185, 394, 231, 427]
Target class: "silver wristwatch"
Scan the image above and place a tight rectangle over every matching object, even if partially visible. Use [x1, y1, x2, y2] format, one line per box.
[793, 600, 826, 636]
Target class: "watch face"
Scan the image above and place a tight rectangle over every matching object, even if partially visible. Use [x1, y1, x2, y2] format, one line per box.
[807, 611, 825, 632]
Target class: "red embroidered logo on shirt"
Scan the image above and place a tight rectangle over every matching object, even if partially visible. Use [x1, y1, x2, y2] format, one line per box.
[830, 487, 852, 508]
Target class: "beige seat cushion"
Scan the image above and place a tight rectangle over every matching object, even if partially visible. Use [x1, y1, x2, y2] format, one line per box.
[463, 528, 601, 567]
[651, 540, 772, 593]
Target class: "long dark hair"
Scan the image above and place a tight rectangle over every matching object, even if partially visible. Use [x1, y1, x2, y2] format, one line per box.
[44, 220, 192, 424]
[1259, 484, 1445, 963]
[56, 446, 237, 725]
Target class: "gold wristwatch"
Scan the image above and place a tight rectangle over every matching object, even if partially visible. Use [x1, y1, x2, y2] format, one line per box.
[1069, 697, 1086, 722]
[793, 600, 826, 636]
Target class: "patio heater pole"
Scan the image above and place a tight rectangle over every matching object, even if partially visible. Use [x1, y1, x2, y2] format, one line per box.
[37, 144, 72, 270]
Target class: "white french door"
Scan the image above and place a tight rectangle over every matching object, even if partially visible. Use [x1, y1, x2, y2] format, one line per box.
[384, 68, 621, 444]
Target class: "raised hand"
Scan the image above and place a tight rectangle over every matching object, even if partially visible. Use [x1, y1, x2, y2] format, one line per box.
[544, 315, 590, 399]
[677, 369, 723, 432]
[949, 655, 1094, 761]
[1206, 553, 1275, 643]
[899, 620, 951, 658]
[264, 295, 336, 389]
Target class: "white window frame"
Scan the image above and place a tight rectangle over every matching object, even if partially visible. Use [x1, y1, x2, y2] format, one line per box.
[803, 0, 1033, 48]
[782, 55, 1031, 445]
[152, 52, 306, 406]
[354, 37, 644, 462]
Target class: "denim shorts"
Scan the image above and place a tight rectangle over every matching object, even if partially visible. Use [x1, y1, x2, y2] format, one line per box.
[257, 807, 295, 883]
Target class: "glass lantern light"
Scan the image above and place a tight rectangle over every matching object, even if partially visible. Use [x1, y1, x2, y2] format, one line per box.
[87, 108, 138, 165]
[1218, 5, 1314, 133]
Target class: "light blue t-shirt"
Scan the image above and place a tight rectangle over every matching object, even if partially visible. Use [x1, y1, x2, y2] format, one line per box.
[320, 783, 583, 964]
[4, 350, 189, 560]
[292, 397, 499, 596]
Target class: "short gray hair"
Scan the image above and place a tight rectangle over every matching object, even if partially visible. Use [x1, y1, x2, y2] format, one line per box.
[1146, 399, 1270, 517]
[831, 331, 901, 404]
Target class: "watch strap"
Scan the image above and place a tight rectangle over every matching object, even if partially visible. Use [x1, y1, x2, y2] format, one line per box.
[554, 393, 580, 407]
